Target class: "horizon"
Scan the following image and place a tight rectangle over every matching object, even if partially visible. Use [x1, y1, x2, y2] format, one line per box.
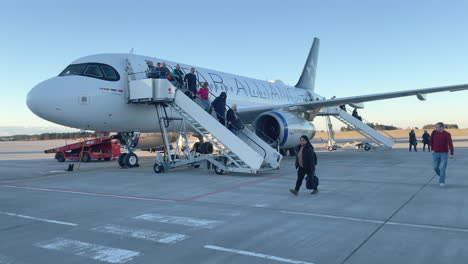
[2, 1, 467, 135]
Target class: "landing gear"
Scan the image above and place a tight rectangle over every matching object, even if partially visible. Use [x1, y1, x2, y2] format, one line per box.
[288, 148, 297, 156]
[279, 149, 287, 156]
[124, 152, 139, 167]
[118, 152, 139, 168]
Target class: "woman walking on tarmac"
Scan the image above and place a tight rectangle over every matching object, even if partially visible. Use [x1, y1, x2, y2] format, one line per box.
[290, 135, 318, 195]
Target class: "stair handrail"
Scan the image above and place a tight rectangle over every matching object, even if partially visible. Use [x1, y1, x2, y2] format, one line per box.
[342, 106, 397, 141]
[202, 90, 269, 160]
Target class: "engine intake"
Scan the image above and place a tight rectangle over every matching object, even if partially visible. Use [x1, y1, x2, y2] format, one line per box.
[254, 111, 316, 149]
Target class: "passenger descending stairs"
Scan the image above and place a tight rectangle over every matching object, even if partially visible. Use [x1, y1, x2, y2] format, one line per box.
[320, 107, 394, 149]
[169, 89, 282, 172]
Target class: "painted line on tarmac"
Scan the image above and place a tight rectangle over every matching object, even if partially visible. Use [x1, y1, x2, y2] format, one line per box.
[135, 213, 223, 228]
[0, 184, 181, 202]
[281, 211, 468, 233]
[385, 221, 468, 233]
[0, 211, 78, 226]
[0, 172, 294, 203]
[281, 210, 384, 224]
[204, 245, 315, 264]
[181, 171, 295, 201]
[35, 238, 140, 263]
[91, 224, 188, 244]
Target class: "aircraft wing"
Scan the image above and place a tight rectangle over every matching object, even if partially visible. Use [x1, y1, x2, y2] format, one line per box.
[238, 83, 468, 121]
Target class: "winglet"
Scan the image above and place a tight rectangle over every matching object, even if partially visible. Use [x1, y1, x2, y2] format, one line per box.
[295, 38, 320, 92]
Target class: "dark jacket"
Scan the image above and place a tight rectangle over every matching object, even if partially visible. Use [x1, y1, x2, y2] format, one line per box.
[295, 144, 317, 172]
[211, 92, 227, 118]
[226, 108, 242, 130]
[422, 132, 430, 144]
[161, 66, 170, 78]
[184, 73, 197, 93]
[146, 65, 157, 79]
[409, 131, 417, 144]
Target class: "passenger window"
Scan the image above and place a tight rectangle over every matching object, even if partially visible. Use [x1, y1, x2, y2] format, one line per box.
[100, 65, 118, 80]
[84, 65, 103, 78]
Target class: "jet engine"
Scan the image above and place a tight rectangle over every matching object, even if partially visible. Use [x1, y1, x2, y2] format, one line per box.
[254, 111, 316, 149]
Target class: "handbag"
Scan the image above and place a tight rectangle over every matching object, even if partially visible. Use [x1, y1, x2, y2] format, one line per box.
[306, 173, 319, 190]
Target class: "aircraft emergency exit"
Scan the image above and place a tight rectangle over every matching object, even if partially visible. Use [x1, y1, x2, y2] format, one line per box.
[27, 38, 468, 167]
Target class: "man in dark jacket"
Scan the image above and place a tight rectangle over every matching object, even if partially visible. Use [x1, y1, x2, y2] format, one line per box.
[184, 67, 198, 98]
[211, 92, 227, 125]
[430, 122, 454, 187]
[290, 135, 318, 195]
[146, 61, 157, 79]
[422, 130, 431, 152]
[226, 104, 243, 135]
[160, 62, 170, 79]
[409, 129, 417, 152]
[172, 64, 184, 89]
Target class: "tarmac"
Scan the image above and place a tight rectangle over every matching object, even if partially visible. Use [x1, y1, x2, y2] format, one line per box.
[0, 136, 467, 264]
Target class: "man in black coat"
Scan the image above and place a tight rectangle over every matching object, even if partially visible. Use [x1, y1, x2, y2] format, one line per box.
[422, 130, 431, 152]
[290, 135, 318, 195]
[211, 92, 227, 125]
[409, 129, 417, 152]
[184, 67, 198, 98]
[146, 61, 157, 79]
[226, 104, 243, 135]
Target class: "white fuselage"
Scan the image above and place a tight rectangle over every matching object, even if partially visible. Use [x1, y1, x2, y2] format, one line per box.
[27, 54, 321, 132]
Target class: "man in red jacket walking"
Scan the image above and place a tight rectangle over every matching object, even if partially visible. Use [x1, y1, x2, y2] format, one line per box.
[430, 122, 454, 187]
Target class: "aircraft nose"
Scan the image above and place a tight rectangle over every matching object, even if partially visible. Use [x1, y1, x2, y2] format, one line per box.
[27, 80, 49, 118]
[26, 77, 68, 122]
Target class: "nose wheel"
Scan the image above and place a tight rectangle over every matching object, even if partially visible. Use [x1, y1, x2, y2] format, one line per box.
[118, 152, 139, 168]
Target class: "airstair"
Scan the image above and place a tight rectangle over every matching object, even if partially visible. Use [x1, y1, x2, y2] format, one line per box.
[319, 106, 394, 150]
[127, 78, 282, 174]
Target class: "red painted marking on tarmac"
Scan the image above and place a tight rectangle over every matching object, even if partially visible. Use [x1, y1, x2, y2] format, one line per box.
[180, 172, 294, 201]
[0, 171, 294, 202]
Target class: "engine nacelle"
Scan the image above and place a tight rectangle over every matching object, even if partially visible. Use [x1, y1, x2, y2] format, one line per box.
[254, 111, 316, 149]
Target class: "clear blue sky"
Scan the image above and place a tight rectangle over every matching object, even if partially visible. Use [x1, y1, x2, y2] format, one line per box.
[1, 0, 468, 135]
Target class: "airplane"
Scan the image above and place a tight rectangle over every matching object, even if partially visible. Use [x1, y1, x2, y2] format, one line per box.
[27, 38, 468, 168]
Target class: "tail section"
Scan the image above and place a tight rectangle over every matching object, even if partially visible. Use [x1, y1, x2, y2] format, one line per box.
[295, 38, 320, 92]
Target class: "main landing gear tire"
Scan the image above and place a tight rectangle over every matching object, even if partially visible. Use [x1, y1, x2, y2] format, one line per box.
[56, 152, 65, 162]
[364, 145, 371, 151]
[123, 152, 139, 168]
[214, 166, 225, 175]
[153, 163, 164, 173]
[279, 149, 287, 156]
[288, 148, 297, 156]
[118, 153, 127, 168]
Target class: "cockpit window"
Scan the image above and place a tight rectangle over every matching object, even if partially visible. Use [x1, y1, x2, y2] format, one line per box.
[59, 64, 87, 76]
[84, 65, 104, 78]
[100, 65, 118, 80]
[58, 63, 120, 81]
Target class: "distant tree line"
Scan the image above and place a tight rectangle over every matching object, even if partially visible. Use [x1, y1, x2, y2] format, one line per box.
[340, 123, 400, 132]
[423, 124, 458, 129]
[0, 132, 94, 141]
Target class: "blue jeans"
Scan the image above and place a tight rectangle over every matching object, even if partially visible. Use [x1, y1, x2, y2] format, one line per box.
[432, 152, 448, 184]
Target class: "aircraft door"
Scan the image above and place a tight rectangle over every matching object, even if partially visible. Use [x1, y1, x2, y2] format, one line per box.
[127, 55, 149, 81]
